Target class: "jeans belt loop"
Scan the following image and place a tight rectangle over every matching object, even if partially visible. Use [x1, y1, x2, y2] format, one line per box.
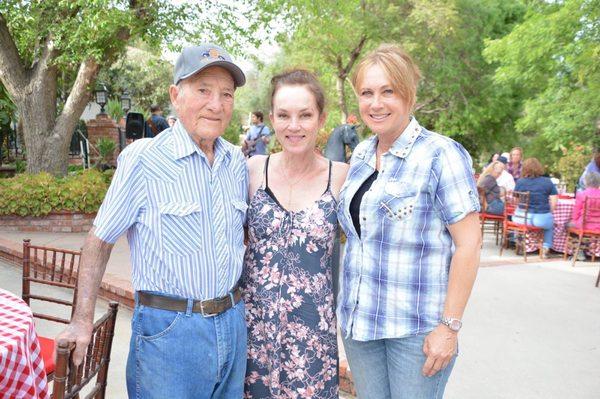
[185, 298, 194, 317]
[229, 291, 235, 308]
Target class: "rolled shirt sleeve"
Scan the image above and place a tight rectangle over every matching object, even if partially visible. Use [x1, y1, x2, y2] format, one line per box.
[433, 142, 481, 225]
[93, 139, 150, 243]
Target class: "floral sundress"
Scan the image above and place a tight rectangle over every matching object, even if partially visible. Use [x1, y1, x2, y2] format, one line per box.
[241, 158, 339, 398]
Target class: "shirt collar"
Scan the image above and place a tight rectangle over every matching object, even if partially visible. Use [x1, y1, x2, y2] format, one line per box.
[352, 117, 422, 163]
[388, 117, 422, 159]
[171, 121, 232, 163]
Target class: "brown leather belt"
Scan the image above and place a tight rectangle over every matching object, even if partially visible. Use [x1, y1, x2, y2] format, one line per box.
[137, 287, 242, 317]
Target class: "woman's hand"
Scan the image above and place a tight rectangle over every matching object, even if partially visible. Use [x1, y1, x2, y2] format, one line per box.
[422, 325, 457, 377]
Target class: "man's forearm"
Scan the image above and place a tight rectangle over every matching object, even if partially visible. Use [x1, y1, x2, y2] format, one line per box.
[72, 228, 113, 324]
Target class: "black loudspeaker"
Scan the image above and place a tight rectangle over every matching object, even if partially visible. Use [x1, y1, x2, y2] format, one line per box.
[125, 112, 145, 140]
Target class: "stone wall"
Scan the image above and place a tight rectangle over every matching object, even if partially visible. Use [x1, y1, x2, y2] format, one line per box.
[0, 212, 96, 233]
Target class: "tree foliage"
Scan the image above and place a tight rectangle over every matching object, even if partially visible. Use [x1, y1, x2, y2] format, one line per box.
[254, 0, 526, 158]
[484, 0, 600, 150]
[0, 0, 269, 176]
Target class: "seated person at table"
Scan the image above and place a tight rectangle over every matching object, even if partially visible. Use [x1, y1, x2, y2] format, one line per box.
[577, 148, 600, 192]
[571, 171, 600, 231]
[496, 155, 515, 192]
[513, 158, 558, 257]
[477, 161, 505, 215]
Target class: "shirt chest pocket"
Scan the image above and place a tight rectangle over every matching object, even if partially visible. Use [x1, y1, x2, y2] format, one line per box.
[380, 180, 419, 222]
[159, 202, 203, 255]
[231, 200, 249, 227]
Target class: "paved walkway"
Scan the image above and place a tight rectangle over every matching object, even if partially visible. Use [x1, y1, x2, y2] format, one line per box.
[1, 229, 599, 397]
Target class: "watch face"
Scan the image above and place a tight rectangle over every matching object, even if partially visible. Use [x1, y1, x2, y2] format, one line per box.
[450, 319, 462, 331]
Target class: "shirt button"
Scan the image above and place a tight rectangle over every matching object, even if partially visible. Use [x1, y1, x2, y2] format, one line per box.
[362, 217, 366, 221]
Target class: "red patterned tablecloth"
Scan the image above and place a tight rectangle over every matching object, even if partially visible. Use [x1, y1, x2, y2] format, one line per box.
[0, 288, 50, 399]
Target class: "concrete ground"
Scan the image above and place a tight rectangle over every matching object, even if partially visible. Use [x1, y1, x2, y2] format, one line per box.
[1, 229, 599, 398]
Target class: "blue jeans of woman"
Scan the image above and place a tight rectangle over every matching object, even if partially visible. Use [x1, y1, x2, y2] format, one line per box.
[126, 292, 247, 399]
[486, 199, 504, 215]
[513, 210, 554, 248]
[342, 333, 456, 399]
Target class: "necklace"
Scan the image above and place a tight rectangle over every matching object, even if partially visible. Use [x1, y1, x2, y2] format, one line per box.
[279, 157, 316, 209]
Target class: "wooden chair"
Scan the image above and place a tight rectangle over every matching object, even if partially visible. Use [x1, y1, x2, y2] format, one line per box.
[21, 239, 80, 380]
[477, 186, 505, 245]
[52, 302, 119, 399]
[563, 196, 600, 268]
[499, 191, 544, 261]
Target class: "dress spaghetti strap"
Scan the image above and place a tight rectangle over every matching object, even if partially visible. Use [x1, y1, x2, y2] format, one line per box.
[325, 160, 333, 193]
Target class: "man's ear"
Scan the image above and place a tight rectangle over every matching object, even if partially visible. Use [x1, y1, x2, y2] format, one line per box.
[169, 85, 179, 106]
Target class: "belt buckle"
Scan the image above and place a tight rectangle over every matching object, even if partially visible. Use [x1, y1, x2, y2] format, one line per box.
[199, 300, 218, 318]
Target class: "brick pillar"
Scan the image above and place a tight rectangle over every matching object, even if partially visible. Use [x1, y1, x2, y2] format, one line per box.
[86, 114, 121, 164]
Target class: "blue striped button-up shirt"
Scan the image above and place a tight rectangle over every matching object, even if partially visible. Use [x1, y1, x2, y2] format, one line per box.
[94, 122, 248, 300]
[337, 118, 480, 341]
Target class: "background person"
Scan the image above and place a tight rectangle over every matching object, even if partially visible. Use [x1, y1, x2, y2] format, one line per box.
[571, 171, 600, 230]
[337, 43, 481, 399]
[477, 161, 505, 215]
[144, 104, 169, 137]
[166, 114, 177, 127]
[243, 111, 271, 157]
[508, 146, 523, 180]
[240, 69, 348, 398]
[56, 43, 249, 398]
[577, 148, 600, 192]
[513, 157, 558, 258]
[496, 155, 516, 192]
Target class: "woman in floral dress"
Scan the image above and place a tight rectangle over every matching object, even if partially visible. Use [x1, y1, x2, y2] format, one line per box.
[241, 69, 349, 398]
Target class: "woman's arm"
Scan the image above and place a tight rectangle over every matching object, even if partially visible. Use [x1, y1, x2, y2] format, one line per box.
[422, 212, 481, 377]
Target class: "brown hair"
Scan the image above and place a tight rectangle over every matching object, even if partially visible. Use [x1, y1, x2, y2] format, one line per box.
[521, 157, 545, 178]
[351, 43, 422, 111]
[270, 69, 326, 114]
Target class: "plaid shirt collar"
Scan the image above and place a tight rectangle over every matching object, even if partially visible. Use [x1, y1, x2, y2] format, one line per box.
[353, 117, 422, 166]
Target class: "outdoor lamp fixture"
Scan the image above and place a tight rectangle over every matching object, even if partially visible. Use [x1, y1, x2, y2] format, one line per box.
[94, 84, 108, 114]
[120, 90, 131, 113]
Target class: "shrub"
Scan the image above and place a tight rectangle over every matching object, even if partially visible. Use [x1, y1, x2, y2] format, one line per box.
[555, 144, 591, 192]
[0, 169, 110, 216]
[96, 138, 117, 165]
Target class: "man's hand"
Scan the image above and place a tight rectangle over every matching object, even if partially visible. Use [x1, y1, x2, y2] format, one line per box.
[421, 325, 457, 377]
[55, 319, 94, 366]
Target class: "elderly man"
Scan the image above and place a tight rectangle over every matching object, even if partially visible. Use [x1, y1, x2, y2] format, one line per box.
[56, 43, 248, 398]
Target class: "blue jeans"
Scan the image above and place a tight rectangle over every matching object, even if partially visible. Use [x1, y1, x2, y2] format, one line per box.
[126, 292, 247, 399]
[513, 210, 554, 248]
[342, 334, 455, 399]
[486, 199, 504, 215]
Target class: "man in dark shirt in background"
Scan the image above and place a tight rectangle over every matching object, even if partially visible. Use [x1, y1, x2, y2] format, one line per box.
[145, 104, 170, 137]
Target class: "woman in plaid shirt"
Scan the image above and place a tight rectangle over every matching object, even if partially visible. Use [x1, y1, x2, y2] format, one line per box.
[337, 44, 482, 398]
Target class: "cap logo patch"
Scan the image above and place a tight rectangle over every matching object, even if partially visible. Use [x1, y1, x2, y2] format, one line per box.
[202, 48, 225, 61]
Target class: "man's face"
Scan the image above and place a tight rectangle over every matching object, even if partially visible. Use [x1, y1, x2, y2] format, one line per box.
[251, 114, 259, 125]
[169, 66, 235, 144]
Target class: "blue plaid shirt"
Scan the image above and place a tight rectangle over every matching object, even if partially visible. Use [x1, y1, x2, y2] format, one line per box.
[94, 122, 248, 300]
[337, 118, 480, 341]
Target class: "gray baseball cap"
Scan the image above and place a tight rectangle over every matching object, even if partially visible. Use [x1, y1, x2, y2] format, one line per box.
[173, 44, 246, 87]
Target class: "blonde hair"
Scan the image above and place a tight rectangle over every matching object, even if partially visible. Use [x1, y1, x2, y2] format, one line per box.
[478, 161, 503, 186]
[351, 44, 422, 111]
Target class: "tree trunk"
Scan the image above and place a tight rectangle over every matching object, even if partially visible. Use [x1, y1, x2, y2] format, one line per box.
[17, 58, 98, 176]
[336, 75, 348, 124]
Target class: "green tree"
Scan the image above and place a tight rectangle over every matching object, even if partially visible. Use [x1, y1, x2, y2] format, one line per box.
[0, 0, 266, 176]
[260, 0, 525, 157]
[484, 0, 600, 149]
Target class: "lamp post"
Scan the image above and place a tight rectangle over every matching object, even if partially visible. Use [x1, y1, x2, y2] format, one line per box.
[120, 90, 131, 114]
[118, 90, 131, 151]
[94, 84, 108, 114]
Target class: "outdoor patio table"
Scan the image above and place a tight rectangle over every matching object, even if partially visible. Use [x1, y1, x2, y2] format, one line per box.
[0, 288, 50, 399]
[523, 197, 600, 256]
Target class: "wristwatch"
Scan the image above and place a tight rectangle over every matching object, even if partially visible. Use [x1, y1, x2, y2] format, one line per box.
[440, 316, 462, 332]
